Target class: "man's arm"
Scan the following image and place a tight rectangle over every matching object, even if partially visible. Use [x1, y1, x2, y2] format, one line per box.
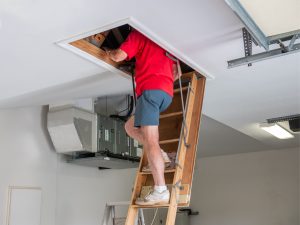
[173, 63, 181, 81]
[106, 48, 128, 62]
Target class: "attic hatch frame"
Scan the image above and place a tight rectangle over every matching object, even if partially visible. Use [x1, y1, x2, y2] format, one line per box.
[225, 0, 300, 68]
[56, 17, 214, 79]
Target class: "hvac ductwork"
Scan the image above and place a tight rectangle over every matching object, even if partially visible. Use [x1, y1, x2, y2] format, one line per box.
[47, 106, 97, 153]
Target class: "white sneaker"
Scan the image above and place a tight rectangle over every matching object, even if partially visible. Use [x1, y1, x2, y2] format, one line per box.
[135, 189, 170, 206]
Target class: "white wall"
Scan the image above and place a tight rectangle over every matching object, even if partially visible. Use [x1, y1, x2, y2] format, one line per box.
[55, 161, 136, 225]
[190, 148, 299, 225]
[1, 106, 299, 225]
[55, 149, 299, 225]
[0, 107, 57, 225]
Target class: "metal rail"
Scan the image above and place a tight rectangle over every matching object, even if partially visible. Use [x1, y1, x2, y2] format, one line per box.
[228, 43, 300, 68]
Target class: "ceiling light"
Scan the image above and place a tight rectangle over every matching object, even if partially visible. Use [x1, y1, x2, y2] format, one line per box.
[260, 123, 294, 139]
[266, 114, 300, 133]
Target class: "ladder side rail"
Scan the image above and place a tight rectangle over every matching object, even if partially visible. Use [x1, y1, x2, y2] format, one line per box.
[125, 151, 147, 225]
[175, 81, 192, 168]
[165, 73, 198, 225]
[181, 77, 206, 206]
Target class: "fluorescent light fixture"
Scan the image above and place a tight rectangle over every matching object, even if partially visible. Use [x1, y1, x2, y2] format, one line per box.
[260, 123, 294, 139]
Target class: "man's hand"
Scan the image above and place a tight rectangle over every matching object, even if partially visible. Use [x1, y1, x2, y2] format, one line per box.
[173, 63, 181, 81]
[105, 48, 128, 62]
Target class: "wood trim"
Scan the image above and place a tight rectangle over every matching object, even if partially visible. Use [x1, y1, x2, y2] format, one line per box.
[70, 39, 120, 68]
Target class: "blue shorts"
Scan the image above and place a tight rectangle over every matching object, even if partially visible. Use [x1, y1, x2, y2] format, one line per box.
[134, 90, 172, 127]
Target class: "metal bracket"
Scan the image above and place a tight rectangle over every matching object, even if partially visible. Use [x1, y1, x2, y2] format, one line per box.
[266, 114, 300, 124]
[165, 52, 178, 61]
[189, 86, 195, 95]
[173, 180, 182, 189]
[278, 39, 288, 53]
[173, 180, 183, 204]
[228, 42, 300, 68]
[226, 0, 300, 68]
[288, 34, 299, 51]
[242, 28, 253, 66]
[225, 0, 269, 50]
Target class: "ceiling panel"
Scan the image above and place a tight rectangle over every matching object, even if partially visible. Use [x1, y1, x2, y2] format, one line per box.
[239, 0, 300, 36]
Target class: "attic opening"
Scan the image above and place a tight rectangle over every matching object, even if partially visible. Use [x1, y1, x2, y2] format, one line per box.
[69, 24, 195, 76]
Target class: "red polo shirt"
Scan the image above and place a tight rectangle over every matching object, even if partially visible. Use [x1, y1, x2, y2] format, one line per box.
[119, 30, 174, 97]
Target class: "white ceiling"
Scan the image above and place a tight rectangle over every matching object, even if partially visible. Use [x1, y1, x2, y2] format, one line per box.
[239, 0, 300, 36]
[0, 0, 299, 151]
[198, 115, 274, 157]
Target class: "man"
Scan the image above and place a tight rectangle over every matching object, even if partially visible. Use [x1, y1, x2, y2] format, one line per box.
[106, 29, 179, 205]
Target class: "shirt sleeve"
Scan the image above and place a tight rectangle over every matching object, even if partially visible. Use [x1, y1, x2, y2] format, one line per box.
[119, 30, 143, 60]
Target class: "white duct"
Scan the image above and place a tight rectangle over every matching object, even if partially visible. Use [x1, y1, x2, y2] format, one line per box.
[47, 106, 97, 153]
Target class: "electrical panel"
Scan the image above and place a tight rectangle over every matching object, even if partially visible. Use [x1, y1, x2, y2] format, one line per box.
[114, 119, 130, 156]
[47, 101, 142, 169]
[129, 138, 143, 158]
[97, 114, 142, 159]
[98, 115, 115, 153]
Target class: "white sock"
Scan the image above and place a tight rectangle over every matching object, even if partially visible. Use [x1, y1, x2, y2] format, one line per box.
[154, 185, 167, 193]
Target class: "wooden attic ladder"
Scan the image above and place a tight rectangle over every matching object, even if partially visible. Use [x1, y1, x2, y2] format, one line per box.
[125, 72, 206, 225]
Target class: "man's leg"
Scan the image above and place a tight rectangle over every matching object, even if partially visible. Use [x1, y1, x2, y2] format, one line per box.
[135, 125, 170, 205]
[125, 117, 165, 184]
[126, 90, 172, 205]
[124, 116, 144, 144]
[140, 125, 165, 186]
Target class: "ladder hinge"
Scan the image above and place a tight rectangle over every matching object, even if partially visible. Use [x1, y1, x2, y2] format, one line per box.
[173, 179, 183, 190]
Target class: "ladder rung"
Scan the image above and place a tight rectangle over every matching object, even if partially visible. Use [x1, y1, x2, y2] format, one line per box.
[160, 111, 183, 119]
[139, 169, 176, 175]
[159, 139, 179, 144]
[174, 86, 188, 94]
[131, 204, 170, 209]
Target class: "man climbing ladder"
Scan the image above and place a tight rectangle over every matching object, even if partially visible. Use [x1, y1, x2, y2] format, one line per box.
[106, 29, 180, 206]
